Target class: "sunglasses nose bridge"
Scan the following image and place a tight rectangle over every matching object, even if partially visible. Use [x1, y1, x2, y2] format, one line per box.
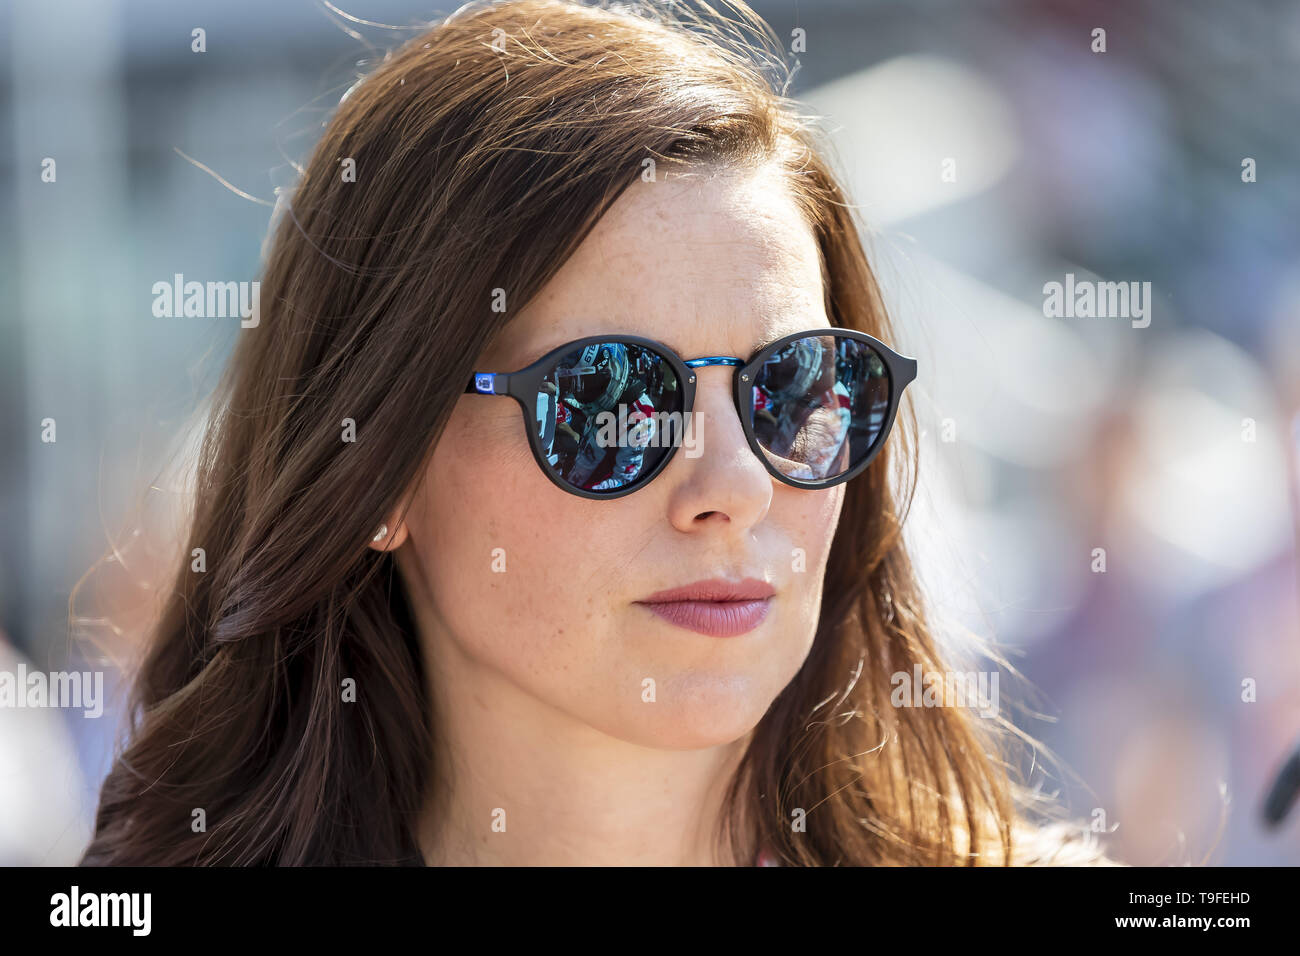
[682, 356, 744, 373]
[680, 354, 746, 418]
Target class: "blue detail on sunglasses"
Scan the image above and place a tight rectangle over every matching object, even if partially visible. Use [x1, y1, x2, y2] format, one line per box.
[683, 356, 744, 369]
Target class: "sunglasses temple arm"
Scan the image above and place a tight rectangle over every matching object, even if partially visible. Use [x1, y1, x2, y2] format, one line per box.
[465, 372, 511, 395]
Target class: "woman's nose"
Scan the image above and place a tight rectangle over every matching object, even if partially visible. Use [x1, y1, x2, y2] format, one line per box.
[663, 371, 773, 531]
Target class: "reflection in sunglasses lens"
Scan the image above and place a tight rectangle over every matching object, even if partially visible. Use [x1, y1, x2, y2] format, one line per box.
[534, 342, 683, 493]
[749, 336, 891, 481]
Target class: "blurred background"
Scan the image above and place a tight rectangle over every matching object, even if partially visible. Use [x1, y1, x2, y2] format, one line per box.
[1, 0, 1297, 864]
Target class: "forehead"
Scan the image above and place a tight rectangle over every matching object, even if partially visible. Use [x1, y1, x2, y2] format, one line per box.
[485, 163, 829, 368]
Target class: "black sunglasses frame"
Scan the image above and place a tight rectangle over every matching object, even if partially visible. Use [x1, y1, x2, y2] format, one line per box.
[464, 328, 918, 500]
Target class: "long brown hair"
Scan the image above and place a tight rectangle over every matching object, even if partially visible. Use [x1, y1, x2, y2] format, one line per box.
[81, 0, 1110, 865]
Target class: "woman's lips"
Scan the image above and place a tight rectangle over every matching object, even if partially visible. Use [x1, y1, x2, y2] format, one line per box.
[638, 599, 772, 636]
[635, 578, 775, 637]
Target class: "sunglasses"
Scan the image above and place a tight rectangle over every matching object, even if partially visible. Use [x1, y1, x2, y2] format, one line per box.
[464, 328, 917, 499]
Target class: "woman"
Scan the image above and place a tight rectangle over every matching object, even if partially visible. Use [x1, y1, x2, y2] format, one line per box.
[82, 0, 1111, 865]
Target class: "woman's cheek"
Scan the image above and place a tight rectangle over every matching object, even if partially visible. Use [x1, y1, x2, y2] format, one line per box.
[417, 410, 615, 681]
[779, 484, 843, 614]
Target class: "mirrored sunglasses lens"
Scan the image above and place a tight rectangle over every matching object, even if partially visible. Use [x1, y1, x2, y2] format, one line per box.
[533, 342, 684, 493]
[749, 335, 892, 481]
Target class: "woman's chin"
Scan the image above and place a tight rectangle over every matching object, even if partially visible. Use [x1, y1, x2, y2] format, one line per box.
[599, 672, 773, 750]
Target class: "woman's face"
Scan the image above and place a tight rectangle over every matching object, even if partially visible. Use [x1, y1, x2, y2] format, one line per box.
[401, 162, 844, 750]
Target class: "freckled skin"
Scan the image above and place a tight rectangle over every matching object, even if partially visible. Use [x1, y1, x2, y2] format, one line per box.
[390, 163, 847, 865]
[400, 163, 844, 751]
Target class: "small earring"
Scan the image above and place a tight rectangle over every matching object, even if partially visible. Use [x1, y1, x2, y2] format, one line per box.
[372, 524, 388, 542]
